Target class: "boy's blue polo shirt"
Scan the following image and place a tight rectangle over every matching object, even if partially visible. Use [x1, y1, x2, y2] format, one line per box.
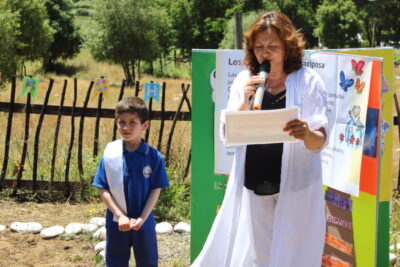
[93, 140, 169, 230]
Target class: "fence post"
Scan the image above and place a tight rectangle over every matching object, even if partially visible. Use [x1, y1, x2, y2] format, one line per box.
[157, 82, 166, 152]
[32, 79, 54, 192]
[12, 93, 31, 197]
[65, 78, 78, 197]
[93, 92, 103, 158]
[78, 81, 94, 181]
[112, 80, 126, 141]
[165, 83, 190, 165]
[50, 79, 68, 194]
[394, 93, 400, 190]
[235, 11, 243, 49]
[0, 76, 16, 190]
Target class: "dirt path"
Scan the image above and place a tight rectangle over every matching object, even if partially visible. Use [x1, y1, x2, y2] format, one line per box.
[0, 200, 189, 266]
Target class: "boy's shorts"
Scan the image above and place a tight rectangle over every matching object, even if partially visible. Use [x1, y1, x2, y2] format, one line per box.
[105, 223, 158, 267]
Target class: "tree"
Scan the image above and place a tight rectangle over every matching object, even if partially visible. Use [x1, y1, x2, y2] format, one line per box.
[219, 7, 279, 49]
[0, 2, 20, 81]
[88, 0, 167, 83]
[354, 0, 400, 47]
[315, 0, 362, 48]
[43, 0, 82, 70]
[5, 0, 54, 70]
[275, 0, 321, 48]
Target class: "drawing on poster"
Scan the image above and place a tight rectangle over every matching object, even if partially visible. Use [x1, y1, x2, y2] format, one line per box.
[362, 108, 378, 158]
[339, 71, 354, 92]
[344, 105, 364, 149]
[355, 78, 365, 94]
[380, 120, 390, 156]
[351, 59, 365, 75]
[381, 75, 389, 93]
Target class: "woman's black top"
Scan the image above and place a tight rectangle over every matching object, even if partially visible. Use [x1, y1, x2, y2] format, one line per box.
[244, 90, 286, 195]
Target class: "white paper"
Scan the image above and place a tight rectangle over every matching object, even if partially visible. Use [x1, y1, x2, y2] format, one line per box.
[223, 106, 299, 146]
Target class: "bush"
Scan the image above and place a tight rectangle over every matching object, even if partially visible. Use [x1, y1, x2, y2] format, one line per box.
[395, 49, 400, 65]
[154, 167, 190, 222]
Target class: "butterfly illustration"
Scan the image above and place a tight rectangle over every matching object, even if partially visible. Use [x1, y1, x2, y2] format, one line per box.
[351, 59, 365, 75]
[339, 71, 354, 92]
[355, 78, 365, 94]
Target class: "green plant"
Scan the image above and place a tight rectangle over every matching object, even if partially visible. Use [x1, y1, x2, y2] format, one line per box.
[394, 49, 400, 65]
[154, 166, 190, 222]
[390, 191, 400, 264]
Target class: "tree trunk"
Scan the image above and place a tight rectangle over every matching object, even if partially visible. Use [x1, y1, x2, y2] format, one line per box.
[123, 62, 133, 86]
[159, 54, 163, 76]
[138, 60, 141, 80]
[130, 61, 136, 83]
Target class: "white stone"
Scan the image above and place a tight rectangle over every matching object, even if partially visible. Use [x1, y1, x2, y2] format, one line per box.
[99, 250, 106, 261]
[65, 223, 83, 235]
[40, 225, 65, 239]
[390, 253, 397, 265]
[81, 223, 98, 233]
[93, 226, 106, 240]
[10, 222, 42, 233]
[95, 240, 107, 253]
[90, 217, 106, 227]
[0, 225, 6, 231]
[155, 222, 173, 234]
[174, 222, 190, 233]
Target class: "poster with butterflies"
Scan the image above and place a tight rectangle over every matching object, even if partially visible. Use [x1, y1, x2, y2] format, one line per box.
[304, 51, 375, 196]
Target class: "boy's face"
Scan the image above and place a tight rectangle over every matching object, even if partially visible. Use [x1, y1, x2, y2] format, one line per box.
[117, 112, 149, 144]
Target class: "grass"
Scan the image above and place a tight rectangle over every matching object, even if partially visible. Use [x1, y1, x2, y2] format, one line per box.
[0, 46, 191, 215]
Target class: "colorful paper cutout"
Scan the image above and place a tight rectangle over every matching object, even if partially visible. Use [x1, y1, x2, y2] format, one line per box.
[325, 233, 354, 256]
[326, 215, 352, 230]
[339, 71, 354, 92]
[325, 190, 353, 211]
[21, 76, 39, 98]
[351, 59, 365, 75]
[322, 254, 351, 267]
[94, 78, 109, 98]
[144, 82, 160, 103]
[381, 75, 389, 93]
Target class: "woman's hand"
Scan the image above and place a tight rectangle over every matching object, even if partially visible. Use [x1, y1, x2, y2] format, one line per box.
[238, 75, 266, 110]
[283, 119, 326, 150]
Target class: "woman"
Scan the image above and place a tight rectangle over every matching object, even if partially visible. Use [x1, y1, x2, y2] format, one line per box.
[192, 11, 329, 267]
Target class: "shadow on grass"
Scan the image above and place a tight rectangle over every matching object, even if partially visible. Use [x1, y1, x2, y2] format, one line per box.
[45, 62, 88, 77]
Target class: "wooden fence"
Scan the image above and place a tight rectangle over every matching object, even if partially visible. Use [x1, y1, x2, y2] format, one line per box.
[0, 77, 191, 196]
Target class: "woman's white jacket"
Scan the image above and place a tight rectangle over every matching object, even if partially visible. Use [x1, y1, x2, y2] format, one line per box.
[192, 67, 329, 267]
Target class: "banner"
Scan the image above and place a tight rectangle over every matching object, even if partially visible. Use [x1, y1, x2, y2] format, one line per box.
[214, 50, 245, 174]
[303, 52, 374, 197]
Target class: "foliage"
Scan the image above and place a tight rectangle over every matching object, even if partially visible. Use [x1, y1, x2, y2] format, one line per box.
[154, 167, 190, 222]
[315, 0, 362, 48]
[4, 0, 55, 68]
[275, 0, 321, 48]
[354, 0, 400, 47]
[219, 9, 277, 49]
[390, 191, 400, 264]
[0, 2, 20, 82]
[395, 49, 400, 65]
[43, 0, 83, 71]
[88, 0, 168, 83]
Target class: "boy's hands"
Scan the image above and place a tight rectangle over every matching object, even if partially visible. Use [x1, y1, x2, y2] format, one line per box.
[118, 215, 131, 231]
[130, 217, 144, 231]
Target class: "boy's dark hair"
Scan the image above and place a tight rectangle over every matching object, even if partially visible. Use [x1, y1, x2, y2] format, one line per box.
[115, 97, 149, 123]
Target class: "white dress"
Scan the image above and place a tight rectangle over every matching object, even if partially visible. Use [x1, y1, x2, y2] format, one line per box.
[192, 67, 330, 267]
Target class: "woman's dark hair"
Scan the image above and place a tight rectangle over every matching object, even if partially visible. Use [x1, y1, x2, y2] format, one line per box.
[115, 96, 149, 123]
[244, 11, 305, 75]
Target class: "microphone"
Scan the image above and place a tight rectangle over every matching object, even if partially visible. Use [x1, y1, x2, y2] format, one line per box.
[253, 61, 271, 110]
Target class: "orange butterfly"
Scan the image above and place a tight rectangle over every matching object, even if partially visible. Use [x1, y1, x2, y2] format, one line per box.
[355, 78, 365, 94]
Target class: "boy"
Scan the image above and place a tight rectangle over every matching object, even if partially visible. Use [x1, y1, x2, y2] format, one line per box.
[93, 96, 169, 267]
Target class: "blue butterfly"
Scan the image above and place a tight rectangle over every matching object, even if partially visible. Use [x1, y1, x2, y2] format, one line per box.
[339, 71, 354, 92]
